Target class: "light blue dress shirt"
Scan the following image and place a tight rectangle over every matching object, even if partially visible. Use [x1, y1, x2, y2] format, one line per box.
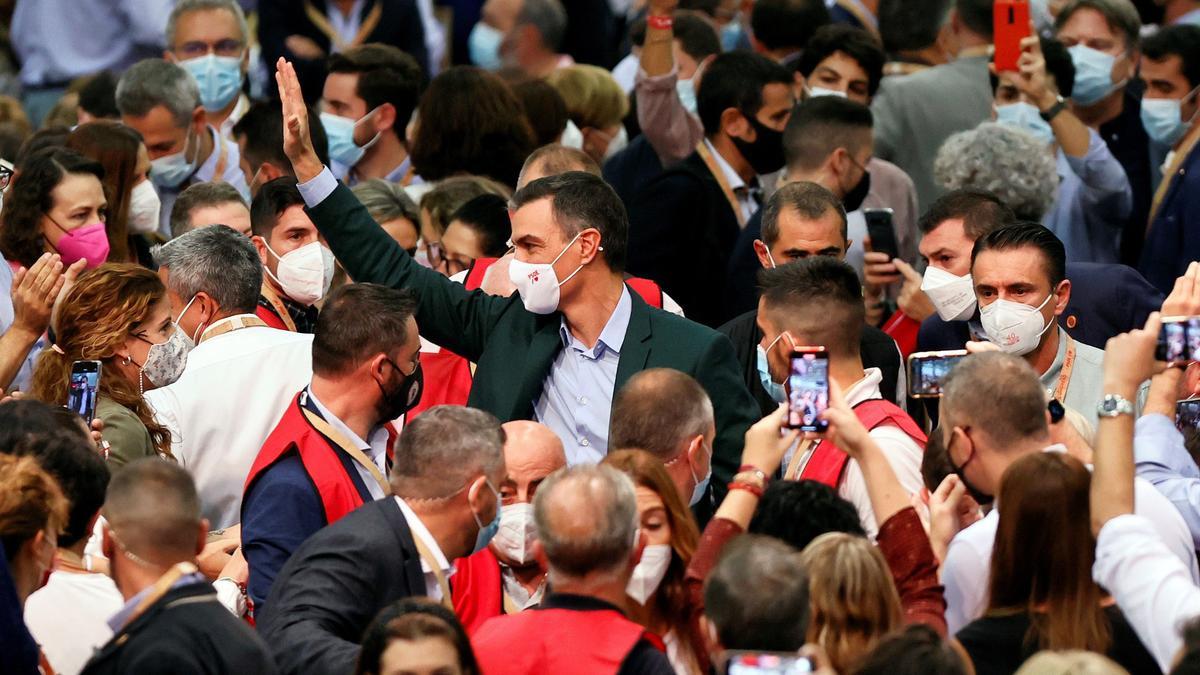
[1043, 129, 1133, 264]
[534, 287, 632, 465]
[1135, 413, 1200, 550]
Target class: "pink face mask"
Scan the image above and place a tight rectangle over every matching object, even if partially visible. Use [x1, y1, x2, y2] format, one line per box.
[48, 219, 110, 268]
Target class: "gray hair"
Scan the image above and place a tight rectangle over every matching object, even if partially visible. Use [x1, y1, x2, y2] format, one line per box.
[609, 368, 714, 463]
[1055, 0, 1141, 52]
[169, 181, 249, 239]
[704, 534, 811, 650]
[391, 406, 506, 498]
[534, 464, 638, 581]
[151, 224, 262, 314]
[351, 178, 420, 226]
[518, 0, 568, 51]
[940, 352, 1050, 449]
[933, 123, 1059, 221]
[116, 59, 201, 128]
[166, 0, 250, 49]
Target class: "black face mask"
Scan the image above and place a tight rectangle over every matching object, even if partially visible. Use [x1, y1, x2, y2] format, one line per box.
[842, 168, 871, 213]
[378, 359, 424, 421]
[732, 112, 786, 175]
[944, 427, 994, 506]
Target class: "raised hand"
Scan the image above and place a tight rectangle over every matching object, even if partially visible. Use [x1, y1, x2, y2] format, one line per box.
[275, 57, 322, 182]
[740, 404, 800, 476]
[1161, 261, 1200, 317]
[894, 259, 935, 322]
[1103, 312, 1166, 393]
[12, 253, 68, 338]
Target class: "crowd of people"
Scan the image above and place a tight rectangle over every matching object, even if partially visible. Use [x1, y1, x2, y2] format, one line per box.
[3, 0, 1200, 673]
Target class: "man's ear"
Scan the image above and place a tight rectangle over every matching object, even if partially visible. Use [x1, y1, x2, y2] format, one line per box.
[375, 102, 397, 133]
[721, 107, 750, 141]
[685, 434, 705, 469]
[252, 235, 271, 266]
[1052, 279, 1072, 316]
[753, 239, 773, 269]
[261, 161, 286, 183]
[191, 106, 208, 136]
[196, 518, 209, 556]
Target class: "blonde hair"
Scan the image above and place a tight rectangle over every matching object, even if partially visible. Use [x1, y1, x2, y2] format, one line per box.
[547, 64, 629, 131]
[799, 532, 903, 673]
[1014, 650, 1129, 675]
[0, 455, 68, 557]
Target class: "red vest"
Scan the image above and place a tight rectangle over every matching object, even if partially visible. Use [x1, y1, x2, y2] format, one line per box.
[451, 546, 504, 635]
[799, 399, 927, 487]
[472, 606, 651, 675]
[255, 304, 290, 331]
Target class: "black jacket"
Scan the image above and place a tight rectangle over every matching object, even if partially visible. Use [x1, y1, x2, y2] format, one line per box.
[257, 497, 426, 675]
[626, 150, 743, 328]
[81, 582, 275, 675]
[718, 309, 903, 417]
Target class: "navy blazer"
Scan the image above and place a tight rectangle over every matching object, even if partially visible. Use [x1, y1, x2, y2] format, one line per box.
[1140, 143, 1200, 295]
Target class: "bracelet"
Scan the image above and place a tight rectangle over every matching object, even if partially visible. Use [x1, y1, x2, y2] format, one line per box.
[728, 481, 764, 498]
[647, 14, 674, 30]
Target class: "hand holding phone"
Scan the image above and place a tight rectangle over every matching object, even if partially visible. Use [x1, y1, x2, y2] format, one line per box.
[787, 348, 829, 432]
[907, 350, 969, 398]
[993, 0, 1032, 73]
[67, 360, 102, 423]
[863, 209, 899, 262]
[1156, 316, 1200, 365]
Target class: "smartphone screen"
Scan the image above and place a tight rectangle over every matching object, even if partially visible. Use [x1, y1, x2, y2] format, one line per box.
[67, 360, 102, 423]
[864, 208, 898, 260]
[724, 652, 815, 675]
[1177, 399, 1200, 452]
[907, 350, 968, 398]
[787, 349, 829, 432]
[993, 0, 1031, 72]
[1157, 316, 1200, 364]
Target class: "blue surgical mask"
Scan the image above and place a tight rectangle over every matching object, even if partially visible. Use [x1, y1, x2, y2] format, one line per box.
[150, 128, 200, 189]
[181, 54, 243, 112]
[720, 21, 745, 52]
[471, 479, 501, 554]
[996, 102, 1055, 145]
[469, 22, 504, 71]
[319, 110, 380, 168]
[1068, 44, 1121, 106]
[756, 333, 788, 403]
[689, 442, 712, 507]
[1141, 90, 1199, 146]
[677, 77, 697, 115]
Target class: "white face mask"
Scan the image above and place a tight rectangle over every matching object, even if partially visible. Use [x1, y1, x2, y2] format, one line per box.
[264, 240, 336, 306]
[490, 502, 537, 565]
[127, 180, 162, 235]
[807, 86, 847, 99]
[507, 232, 589, 314]
[980, 292, 1056, 356]
[560, 119, 585, 149]
[921, 266, 976, 322]
[626, 544, 672, 606]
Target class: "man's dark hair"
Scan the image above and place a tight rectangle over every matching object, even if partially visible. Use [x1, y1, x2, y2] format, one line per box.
[990, 36, 1075, 98]
[956, 0, 995, 40]
[511, 171, 628, 272]
[312, 283, 418, 377]
[250, 176, 305, 239]
[758, 257, 865, 358]
[232, 100, 329, 174]
[696, 51, 794, 137]
[879, 0, 952, 55]
[674, 10, 722, 62]
[1055, 0, 1142, 53]
[971, 221, 1067, 288]
[104, 458, 202, 559]
[610, 368, 714, 463]
[516, 0, 568, 51]
[797, 24, 886, 98]
[1143, 24, 1200, 90]
[783, 95, 873, 174]
[0, 400, 109, 548]
[78, 71, 120, 120]
[328, 44, 423, 142]
[170, 181, 248, 239]
[749, 480, 865, 550]
[854, 625, 969, 675]
[448, 193, 512, 258]
[749, 0, 830, 53]
[918, 189, 1016, 238]
[704, 535, 811, 651]
[761, 181, 848, 248]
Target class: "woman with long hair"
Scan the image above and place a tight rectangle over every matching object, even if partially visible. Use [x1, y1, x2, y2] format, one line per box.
[30, 263, 182, 466]
[356, 598, 480, 675]
[955, 452, 1160, 674]
[66, 121, 157, 264]
[603, 449, 705, 675]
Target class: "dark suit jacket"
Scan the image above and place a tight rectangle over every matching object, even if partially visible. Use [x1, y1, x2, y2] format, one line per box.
[918, 262, 1164, 352]
[82, 582, 275, 675]
[719, 310, 903, 416]
[0, 550, 37, 675]
[306, 181, 760, 493]
[258, 498, 425, 675]
[604, 134, 664, 209]
[1140, 142, 1200, 295]
[626, 149, 743, 328]
[257, 0, 429, 103]
[725, 209, 767, 320]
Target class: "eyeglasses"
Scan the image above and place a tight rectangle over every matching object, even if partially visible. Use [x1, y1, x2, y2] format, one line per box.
[175, 39, 244, 60]
[426, 242, 471, 276]
[0, 165, 13, 192]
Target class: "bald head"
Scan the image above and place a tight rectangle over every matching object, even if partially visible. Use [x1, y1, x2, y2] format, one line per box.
[501, 421, 567, 503]
[516, 143, 601, 190]
[610, 368, 714, 462]
[534, 464, 637, 582]
[103, 458, 203, 563]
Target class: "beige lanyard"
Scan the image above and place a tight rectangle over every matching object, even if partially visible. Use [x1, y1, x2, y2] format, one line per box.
[260, 282, 298, 332]
[303, 0, 384, 51]
[1052, 334, 1077, 403]
[696, 141, 746, 227]
[197, 315, 268, 344]
[410, 528, 453, 608]
[784, 439, 816, 482]
[299, 404, 391, 496]
[212, 132, 228, 182]
[115, 562, 199, 635]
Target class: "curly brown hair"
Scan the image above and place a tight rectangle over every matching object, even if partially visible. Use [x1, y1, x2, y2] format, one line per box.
[30, 263, 172, 458]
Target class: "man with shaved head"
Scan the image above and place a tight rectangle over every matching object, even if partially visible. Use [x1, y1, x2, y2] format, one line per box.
[516, 144, 601, 190]
[471, 464, 675, 673]
[610, 368, 714, 507]
[83, 459, 272, 674]
[453, 420, 567, 633]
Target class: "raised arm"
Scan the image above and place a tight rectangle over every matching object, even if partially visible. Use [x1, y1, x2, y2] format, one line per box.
[0, 254, 82, 392]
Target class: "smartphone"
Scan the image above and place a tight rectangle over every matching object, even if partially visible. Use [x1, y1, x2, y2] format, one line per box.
[907, 350, 968, 398]
[864, 208, 899, 260]
[723, 652, 815, 675]
[787, 348, 829, 432]
[1177, 398, 1200, 455]
[1156, 315, 1200, 364]
[993, 0, 1032, 73]
[67, 360, 102, 423]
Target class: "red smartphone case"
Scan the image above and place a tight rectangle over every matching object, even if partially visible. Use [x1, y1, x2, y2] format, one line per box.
[993, 0, 1031, 73]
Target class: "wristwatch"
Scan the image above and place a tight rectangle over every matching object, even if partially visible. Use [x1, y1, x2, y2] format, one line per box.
[1097, 394, 1135, 418]
[1040, 95, 1068, 122]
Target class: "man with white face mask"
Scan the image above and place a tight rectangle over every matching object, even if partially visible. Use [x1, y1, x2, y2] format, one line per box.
[452, 420, 566, 634]
[250, 177, 335, 333]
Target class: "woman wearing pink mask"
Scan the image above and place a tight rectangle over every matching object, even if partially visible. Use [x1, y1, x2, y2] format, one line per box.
[0, 147, 110, 273]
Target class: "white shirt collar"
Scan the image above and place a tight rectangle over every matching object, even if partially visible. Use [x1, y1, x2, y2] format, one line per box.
[703, 138, 746, 191]
[843, 368, 884, 406]
[304, 387, 390, 467]
[393, 496, 454, 578]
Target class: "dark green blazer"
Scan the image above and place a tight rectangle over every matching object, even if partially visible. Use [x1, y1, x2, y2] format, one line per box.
[306, 182, 761, 491]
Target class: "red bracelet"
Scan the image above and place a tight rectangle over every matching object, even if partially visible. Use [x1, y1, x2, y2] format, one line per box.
[647, 14, 673, 30]
[728, 481, 764, 498]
